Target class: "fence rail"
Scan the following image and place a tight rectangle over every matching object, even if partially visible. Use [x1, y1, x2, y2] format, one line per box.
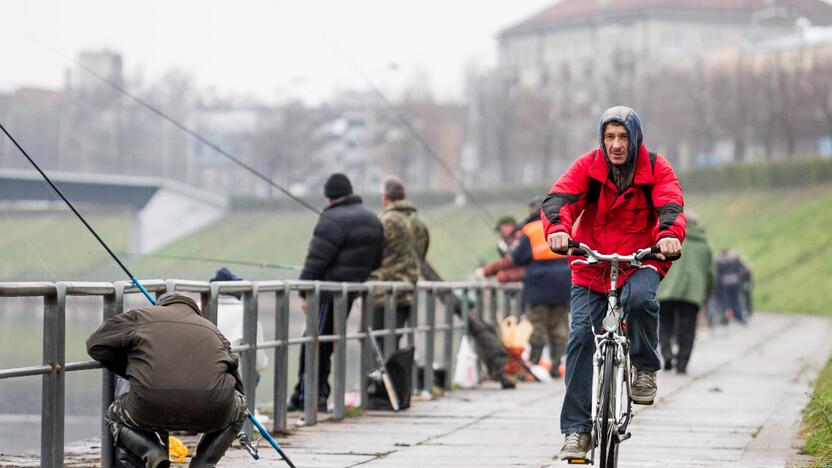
[0, 279, 523, 468]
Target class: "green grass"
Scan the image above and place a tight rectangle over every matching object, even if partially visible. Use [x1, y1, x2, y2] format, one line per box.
[689, 184, 832, 315]
[3, 183, 830, 314]
[0, 210, 128, 280]
[804, 358, 832, 467]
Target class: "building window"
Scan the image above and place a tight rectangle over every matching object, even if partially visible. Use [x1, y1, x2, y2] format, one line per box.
[661, 32, 682, 53]
[702, 33, 723, 49]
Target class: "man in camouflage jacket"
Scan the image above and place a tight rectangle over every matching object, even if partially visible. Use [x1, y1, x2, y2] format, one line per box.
[368, 176, 427, 345]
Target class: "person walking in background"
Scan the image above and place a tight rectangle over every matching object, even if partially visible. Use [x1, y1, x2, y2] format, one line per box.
[656, 211, 713, 374]
[368, 176, 424, 347]
[209, 267, 269, 385]
[511, 204, 571, 378]
[715, 248, 748, 324]
[288, 173, 383, 412]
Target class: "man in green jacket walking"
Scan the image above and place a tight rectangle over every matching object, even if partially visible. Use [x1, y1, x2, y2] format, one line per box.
[656, 211, 713, 374]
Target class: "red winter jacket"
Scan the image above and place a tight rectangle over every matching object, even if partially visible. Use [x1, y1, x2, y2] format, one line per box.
[541, 144, 686, 293]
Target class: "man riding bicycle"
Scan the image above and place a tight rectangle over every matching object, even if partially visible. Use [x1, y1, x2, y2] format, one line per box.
[541, 106, 686, 460]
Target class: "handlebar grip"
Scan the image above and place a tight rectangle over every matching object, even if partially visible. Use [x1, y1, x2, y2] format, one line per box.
[568, 239, 581, 249]
[643, 252, 682, 262]
[650, 246, 661, 253]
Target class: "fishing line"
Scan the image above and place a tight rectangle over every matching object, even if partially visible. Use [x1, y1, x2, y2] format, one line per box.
[123, 252, 302, 271]
[0, 122, 297, 466]
[274, 0, 497, 230]
[22, 33, 320, 216]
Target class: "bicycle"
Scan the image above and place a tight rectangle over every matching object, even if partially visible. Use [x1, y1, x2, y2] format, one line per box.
[561, 240, 671, 467]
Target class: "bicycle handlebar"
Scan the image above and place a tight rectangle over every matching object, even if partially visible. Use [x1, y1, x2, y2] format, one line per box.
[557, 240, 680, 263]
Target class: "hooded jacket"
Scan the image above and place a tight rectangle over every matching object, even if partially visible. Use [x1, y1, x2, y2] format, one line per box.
[300, 195, 384, 296]
[541, 107, 686, 293]
[86, 295, 243, 432]
[657, 223, 713, 305]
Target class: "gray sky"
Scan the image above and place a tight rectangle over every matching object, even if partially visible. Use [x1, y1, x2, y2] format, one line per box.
[1, 0, 553, 104]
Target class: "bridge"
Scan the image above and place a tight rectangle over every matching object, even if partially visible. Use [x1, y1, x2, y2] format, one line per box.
[0, 169, 227, 253]
[0, 279, 827, 468]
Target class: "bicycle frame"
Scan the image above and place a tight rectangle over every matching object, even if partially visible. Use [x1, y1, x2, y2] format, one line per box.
[572, 243, 657, 465]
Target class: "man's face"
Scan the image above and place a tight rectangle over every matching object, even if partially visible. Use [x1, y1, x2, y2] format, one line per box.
[603, 123, 629, 166]
[497, 223, 515, 240]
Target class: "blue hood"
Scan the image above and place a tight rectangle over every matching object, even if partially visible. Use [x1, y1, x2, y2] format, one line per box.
[598, 106, 643, 166]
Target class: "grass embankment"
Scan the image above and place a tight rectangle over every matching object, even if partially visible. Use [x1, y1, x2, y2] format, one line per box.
[4, 184, 830, 314]
[690, 184, 832, 315]
[804, 359, 832, 467]
[0, 211, 127, 280]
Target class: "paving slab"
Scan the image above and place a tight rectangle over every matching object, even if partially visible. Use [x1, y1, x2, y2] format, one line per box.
[3, 313, 828, 467]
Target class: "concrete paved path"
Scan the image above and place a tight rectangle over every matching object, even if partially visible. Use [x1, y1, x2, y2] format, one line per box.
[4, 313, 827, 467]
[215, 313, 832, 468]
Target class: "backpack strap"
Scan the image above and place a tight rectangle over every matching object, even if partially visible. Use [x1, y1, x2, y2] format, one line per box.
[641, 152, 657, 211]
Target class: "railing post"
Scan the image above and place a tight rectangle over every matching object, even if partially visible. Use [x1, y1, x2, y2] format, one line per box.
[332, 284, 348, 420]
[206, 283, 220, 325]
[474, 287, 484, 322]
[100, 283, 125, 468]
[241, 284, 259, 436]
[383, 287, 395, 358]
[408, 285, 418, 396]
[489, 287, 498, 325]
[273, 284, 290, 433]
[423, 287, 436, 395]
[502, 288, 512, 321]
[359, 286, 373, 409]
[442, 289, 454, 392]
[303, 282, 321, 425]
[42, 283, 65, 468]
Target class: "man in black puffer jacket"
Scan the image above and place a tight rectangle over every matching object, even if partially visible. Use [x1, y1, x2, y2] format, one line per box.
[289, 173, 384, 412]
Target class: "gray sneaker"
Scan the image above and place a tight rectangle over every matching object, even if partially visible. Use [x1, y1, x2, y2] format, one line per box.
[631, 368, 657, 404]
[558, 432, 592, 460]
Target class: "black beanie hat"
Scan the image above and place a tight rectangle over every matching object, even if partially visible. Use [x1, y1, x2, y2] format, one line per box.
[209, 266, 243, 299]
[323, 173, 353, 199]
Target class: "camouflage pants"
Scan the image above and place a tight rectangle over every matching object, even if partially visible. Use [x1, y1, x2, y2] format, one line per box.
[106, 391, 248, 443]
[527, 304, 569, 362]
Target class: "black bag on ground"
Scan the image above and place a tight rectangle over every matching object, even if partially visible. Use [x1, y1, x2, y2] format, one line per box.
[367, 346, 414, 410]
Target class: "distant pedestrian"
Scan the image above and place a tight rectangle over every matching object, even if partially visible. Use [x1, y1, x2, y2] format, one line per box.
[511, 201, 571, 378]
[656, 211, 713, 374]
[288, 173, 384, 412]
[209, 267, 269, 383]
[715, 248, 748, 324]
[367, 176, 424, 346]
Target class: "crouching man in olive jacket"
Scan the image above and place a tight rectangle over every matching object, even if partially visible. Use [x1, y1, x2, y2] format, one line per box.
[87, 293, 247, 468]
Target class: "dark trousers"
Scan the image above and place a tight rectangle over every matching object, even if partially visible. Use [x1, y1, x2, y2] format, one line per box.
[560, 268, 661, 434]
[291, 296, 356, 405]
[371, 303, 411, 350]
[658, 300, 699, 373]
[718, 284, 745, 323]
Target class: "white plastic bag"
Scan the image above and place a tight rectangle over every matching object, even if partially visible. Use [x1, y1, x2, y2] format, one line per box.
[453, 335, 480, 388]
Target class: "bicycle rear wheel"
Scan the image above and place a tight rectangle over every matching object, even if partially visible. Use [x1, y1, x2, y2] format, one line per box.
[598, 344, 617, 468]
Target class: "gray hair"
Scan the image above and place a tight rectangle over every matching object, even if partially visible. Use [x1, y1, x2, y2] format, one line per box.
[382, 176, 406, 201]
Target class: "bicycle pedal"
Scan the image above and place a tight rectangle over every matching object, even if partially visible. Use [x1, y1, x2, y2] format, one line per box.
[567, 458, 591, 465]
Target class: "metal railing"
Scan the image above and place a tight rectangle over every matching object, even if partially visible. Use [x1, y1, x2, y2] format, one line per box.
[0, 279, 523, 467]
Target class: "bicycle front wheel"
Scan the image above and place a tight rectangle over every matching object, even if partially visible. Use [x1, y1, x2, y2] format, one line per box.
[598, 344, 617, 468]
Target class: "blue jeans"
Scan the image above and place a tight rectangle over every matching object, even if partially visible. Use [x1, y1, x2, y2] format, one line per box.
[718, 284, 745, 323]
[560, 268, 661, 434]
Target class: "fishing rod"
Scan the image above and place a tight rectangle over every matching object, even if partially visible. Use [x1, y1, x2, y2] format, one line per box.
[0, 122, 297, 466]
[122, 252, 302, 271]
[279, 0, 497, 230]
